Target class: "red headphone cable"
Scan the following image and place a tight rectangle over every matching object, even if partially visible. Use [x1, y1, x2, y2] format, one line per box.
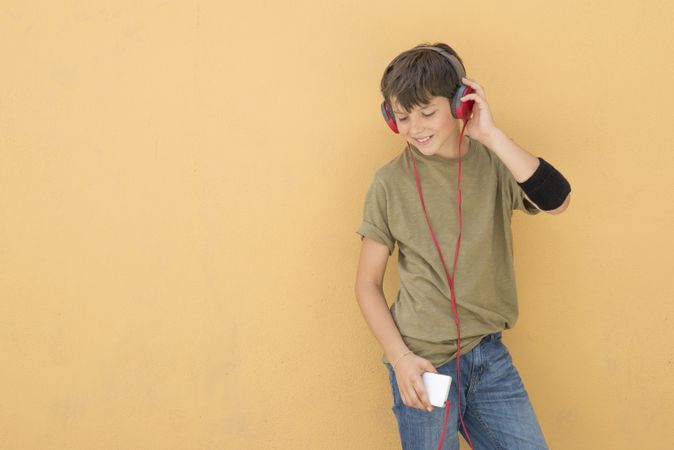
[407, 120, 475, 450]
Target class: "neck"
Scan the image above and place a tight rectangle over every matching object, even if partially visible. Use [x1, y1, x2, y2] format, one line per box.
[435, 127, 469, 160]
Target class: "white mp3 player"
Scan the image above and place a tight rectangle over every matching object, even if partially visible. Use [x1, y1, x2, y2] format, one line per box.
[422, 372, 452, 408]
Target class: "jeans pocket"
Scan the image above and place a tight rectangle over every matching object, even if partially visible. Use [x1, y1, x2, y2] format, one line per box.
[491, 337, 513, 367]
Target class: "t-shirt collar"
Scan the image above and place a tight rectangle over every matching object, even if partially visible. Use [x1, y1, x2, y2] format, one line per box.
[408, 136, 475, 163]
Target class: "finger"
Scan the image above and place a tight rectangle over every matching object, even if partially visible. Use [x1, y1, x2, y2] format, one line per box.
[462, 77, 486, 97]
[413, 377, 433, 411]
[460, 93, 486, 109]
[405, 386, 422, 409]
[403, 379, 424, 410]
[401, 385, 412, 407]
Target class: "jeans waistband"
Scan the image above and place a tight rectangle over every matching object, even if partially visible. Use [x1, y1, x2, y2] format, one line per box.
[486, 331, 502, 342]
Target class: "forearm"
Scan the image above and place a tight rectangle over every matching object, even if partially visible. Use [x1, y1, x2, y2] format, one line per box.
[483, 127, 540, 183]
[355, 283, 409, 363]
[483, 127, 571, 212]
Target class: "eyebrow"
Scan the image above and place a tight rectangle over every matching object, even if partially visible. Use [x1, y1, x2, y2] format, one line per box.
[392, 104, 435, 115]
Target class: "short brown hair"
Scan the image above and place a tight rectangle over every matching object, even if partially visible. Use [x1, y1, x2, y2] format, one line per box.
[380, 42, 466, 113]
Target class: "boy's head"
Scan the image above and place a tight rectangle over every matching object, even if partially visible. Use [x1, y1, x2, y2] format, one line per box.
[380, 43, 468, 157]
[380, 42, 466, 116]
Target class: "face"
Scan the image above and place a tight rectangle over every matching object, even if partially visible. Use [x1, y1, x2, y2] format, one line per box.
[389, 96, 461, 158]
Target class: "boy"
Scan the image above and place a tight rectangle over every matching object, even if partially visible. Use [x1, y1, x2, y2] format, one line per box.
[354, 43, 570, 450]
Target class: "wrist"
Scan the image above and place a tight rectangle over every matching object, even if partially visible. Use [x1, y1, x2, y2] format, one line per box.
[482, 126, 505, 149]
[392, 350, 413, 370]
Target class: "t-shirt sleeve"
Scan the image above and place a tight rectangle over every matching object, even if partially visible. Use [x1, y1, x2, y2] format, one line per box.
[356, 174, 396, 255]
[499, 160, 542, 215]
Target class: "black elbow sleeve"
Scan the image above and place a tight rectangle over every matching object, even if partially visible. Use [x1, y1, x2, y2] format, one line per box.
[517, 157, 571, 210]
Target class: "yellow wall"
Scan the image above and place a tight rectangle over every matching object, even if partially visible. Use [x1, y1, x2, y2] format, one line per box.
[1, 1, 672, 449]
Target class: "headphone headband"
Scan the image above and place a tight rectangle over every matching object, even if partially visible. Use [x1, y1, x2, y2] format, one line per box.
[412, 46, 466, 83]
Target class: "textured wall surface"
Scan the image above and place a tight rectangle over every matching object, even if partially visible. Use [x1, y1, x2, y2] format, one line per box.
[1, 1, 672, 448]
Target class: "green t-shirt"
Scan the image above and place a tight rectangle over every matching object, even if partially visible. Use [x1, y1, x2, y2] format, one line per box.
[356, 137, 541, 368]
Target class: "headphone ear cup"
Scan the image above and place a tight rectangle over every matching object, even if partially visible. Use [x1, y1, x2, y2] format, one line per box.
[452, 85, 475, 121]
[381, 101, 399, 133]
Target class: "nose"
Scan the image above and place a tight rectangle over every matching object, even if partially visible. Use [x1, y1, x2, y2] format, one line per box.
[407, 117, 425, 136]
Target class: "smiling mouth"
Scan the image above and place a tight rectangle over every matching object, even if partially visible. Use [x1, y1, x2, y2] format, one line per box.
[415, 135, 433, 144]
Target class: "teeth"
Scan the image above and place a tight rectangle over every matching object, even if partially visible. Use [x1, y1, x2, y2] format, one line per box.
[417, 136, 432, 142]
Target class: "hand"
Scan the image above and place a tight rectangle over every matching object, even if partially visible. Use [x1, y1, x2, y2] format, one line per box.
[460, 77, 499, 145]
[393, 352, 439, 412]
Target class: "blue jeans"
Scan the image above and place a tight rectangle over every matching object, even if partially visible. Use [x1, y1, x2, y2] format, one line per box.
[384, 332, 548, 450]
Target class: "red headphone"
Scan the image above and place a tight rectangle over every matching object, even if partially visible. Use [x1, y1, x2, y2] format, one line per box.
[380, 46, 475, 132]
